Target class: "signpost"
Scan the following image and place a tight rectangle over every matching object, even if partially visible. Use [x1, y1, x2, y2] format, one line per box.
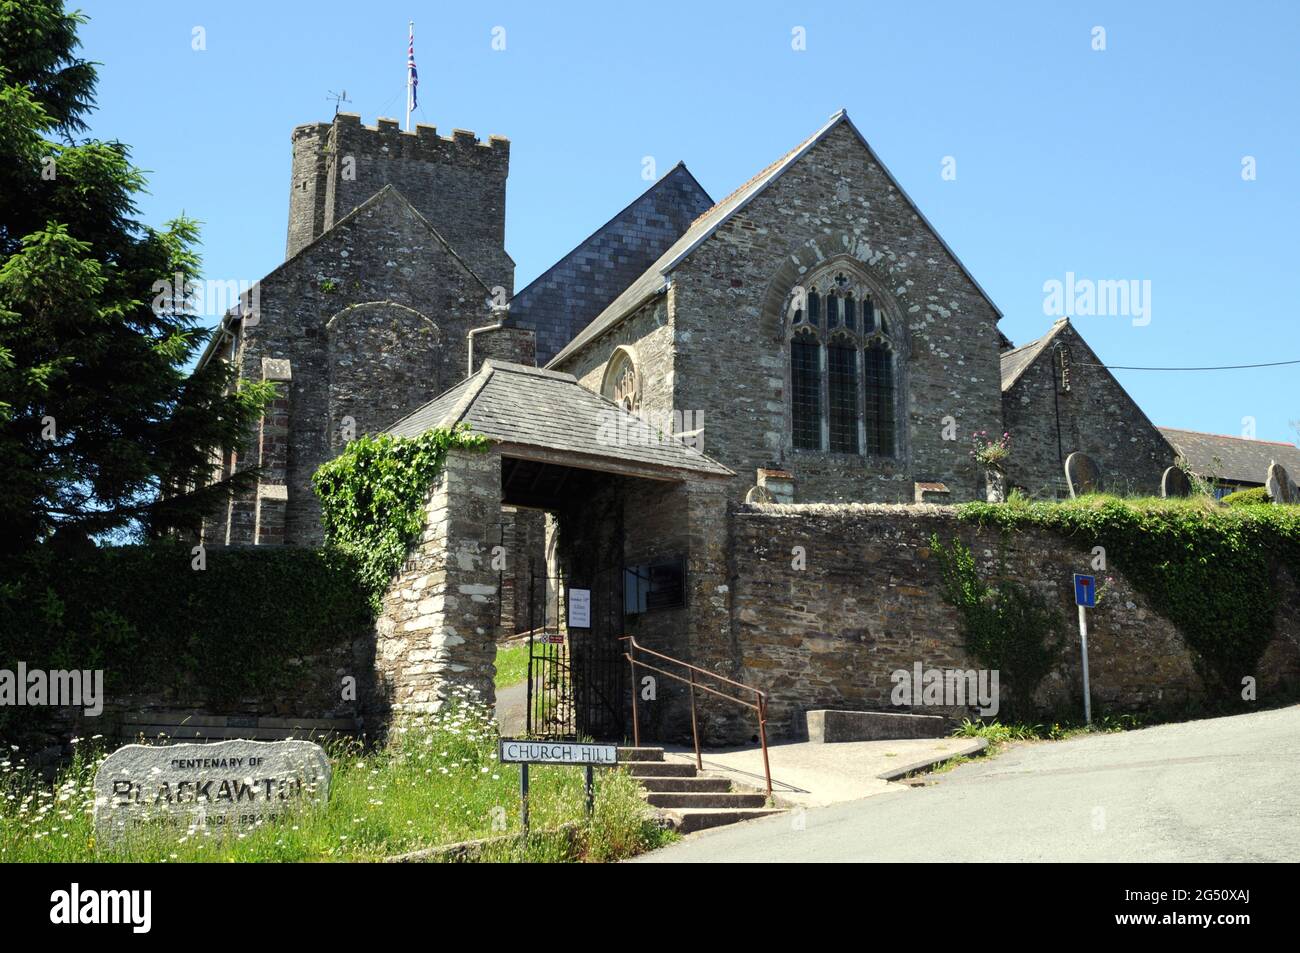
[1073, 573, 1096, 725]
[498, 739, 619, 835]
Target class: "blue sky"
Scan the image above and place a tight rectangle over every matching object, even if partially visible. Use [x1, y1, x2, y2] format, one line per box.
[77, 0, 1299, 443]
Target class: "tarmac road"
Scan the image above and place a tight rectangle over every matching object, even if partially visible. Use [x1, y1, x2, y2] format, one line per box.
[632, 704, 1300, 862]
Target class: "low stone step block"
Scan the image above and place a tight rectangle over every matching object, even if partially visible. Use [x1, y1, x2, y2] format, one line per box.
[806, 709, 947, 743]
[617, 746, 666, 762]
[626, 762, 698, 778]
[666, 808, 784, 834]
[643, 791, 768, 809]
[635, 775, 733, 793]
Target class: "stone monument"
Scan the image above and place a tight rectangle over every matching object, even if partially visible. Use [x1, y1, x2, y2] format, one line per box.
[93, 739, 331, 845]
[1065, 451, 1105, 497]
[1161, 465, 1192, 498]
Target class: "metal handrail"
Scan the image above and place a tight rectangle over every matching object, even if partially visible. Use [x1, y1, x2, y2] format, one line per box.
[620, 636, 772, 800]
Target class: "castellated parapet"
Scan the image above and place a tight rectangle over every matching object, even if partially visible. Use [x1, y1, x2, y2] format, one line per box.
[286, 113, 513, 293]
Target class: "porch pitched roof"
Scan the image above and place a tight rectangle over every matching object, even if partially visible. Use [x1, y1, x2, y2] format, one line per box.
[384, 361, 734, 479]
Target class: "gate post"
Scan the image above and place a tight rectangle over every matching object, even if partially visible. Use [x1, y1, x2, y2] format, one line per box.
[373, 447, 502, 718]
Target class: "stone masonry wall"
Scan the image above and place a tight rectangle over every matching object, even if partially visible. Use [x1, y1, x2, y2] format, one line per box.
[671, 121, 1005, 505]
[372, 450, 501, 717]
[321, 115, 512, 293]
[728, 503, 1300, 737]
[15, 638, 367, 751]
[553, 296, 676, 421]
[1003, 321, 1175, 498]
[217, 190, 496, 546]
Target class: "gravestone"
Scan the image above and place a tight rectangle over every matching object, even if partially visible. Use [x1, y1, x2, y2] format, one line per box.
[93, 739, 330, 845]
[1161, 466, 1192, 498]
[1064, 452, 1105, 497]
[1266, 461, 1293, 504]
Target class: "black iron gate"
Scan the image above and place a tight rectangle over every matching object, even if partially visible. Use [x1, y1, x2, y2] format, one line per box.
[525, 565, 626, 740]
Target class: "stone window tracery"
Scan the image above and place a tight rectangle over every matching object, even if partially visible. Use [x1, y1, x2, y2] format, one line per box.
[786, 267, 898, 457]
[601, 346, 642, 413]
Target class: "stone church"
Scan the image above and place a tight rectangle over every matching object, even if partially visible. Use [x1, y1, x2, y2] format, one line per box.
[191, 108, 1300, 738]
[198, 107, 1181, 548]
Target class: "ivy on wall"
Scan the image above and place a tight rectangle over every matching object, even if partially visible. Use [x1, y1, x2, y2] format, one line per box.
[0, 544, 373, 720]
[929, 534, 1062, 716]
[957, 496, 1300, 698]
[312, 426, 489, 602]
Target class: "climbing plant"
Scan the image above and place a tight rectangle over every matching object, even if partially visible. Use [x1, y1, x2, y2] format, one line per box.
[312, 426, 490, 602]
[929, 534, 1062, 716]
[957, 496, 1300, 700]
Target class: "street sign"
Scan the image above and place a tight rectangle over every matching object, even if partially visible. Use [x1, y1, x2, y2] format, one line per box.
[499, 739, 620, 835]
[1073, 573, 1095, 725]
[498, 739, 618, 765]
[1074, 573, 1096, 608]
[568, 588, 591, 628]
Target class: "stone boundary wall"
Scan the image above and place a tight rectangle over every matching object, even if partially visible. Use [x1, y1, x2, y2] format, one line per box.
[728, 503, 1300, 736]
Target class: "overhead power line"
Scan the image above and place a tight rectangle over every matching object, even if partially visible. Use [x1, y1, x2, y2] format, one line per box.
[1079, 359, 1300, 371]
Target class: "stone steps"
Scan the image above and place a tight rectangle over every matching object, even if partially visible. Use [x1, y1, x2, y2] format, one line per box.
[635, 775, 733, 793]
[626, 761, 700, 778]
[643, 790, 770, 809]
[621, 746, 784, 834]
[618, 746, 669, 762]
[665, 808, 786, 834]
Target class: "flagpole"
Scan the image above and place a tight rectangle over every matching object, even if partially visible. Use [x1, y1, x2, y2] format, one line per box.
[405, 21, 413, 131]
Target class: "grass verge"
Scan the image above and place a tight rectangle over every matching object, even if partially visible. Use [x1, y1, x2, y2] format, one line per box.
[494, 641, 531, 690]
[0, 690, 672, 863]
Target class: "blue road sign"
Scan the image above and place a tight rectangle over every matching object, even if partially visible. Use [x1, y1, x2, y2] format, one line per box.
[1074, 573, 1096, 608]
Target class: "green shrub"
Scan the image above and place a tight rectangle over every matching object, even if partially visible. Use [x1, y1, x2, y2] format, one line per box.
[1221, 486, 1270, 507]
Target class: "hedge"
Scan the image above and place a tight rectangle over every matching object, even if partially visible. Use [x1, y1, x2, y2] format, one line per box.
[0, 543, 373, 717]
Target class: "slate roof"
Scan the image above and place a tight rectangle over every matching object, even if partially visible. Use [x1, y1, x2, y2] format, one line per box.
[385, 361, 733, 479]
[1157, 428, 1300, 486]
[506, 163, 714, 364]
[547, 109, 1004, 368]
[999, 319, 1069, 391]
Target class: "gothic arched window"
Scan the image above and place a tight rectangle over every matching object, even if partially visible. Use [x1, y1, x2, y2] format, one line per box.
[790, 331, 821, 450]
[601, 346, 641, 412]
[786, 268, 899, 457]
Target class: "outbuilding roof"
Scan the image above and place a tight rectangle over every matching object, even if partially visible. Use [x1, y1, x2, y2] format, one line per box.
[999, 319, 1069, 391]
[1157, 427, 1300, 486]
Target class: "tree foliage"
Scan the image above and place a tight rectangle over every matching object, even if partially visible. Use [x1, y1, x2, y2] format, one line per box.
[0, 1, 272, 550]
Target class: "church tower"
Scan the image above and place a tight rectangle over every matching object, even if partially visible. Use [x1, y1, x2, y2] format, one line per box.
[285, 113, 514, 296]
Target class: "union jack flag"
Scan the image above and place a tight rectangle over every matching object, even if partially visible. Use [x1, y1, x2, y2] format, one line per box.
[407, 23, 418, 111]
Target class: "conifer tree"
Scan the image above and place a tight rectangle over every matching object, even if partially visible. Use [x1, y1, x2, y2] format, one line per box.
[0, 1, 272, 550]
